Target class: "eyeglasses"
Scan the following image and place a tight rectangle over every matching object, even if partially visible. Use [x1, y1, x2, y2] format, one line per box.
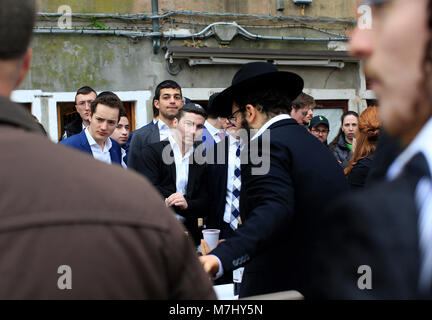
[311, 128, 329, 134]
[228, 110, 241, 120]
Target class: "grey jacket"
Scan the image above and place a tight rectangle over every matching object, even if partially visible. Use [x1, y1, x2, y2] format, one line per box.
[0, 96, 216, 299]
[331, 134, 353, 168]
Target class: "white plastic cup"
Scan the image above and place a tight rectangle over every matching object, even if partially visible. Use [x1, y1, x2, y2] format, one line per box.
[202, 229, 220, 251]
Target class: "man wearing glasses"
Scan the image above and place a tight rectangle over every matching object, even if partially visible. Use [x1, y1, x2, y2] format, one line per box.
[61, 86, 97, 140]
[309, 115, 330, 145]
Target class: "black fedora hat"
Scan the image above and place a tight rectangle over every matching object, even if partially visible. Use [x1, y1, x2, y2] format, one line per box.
[212, 62, 304, 117]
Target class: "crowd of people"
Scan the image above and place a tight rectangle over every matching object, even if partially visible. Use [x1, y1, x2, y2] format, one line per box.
[1, 0, 432, 300]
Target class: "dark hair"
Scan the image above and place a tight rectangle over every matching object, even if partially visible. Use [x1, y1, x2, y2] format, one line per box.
[152, 96, 159, 117]
[155, 80, 182, 100]
[233, 87, 294, 117]
[329, 110, 359, 150]
[290, 93, 316, 113]
[75, 86, 97, 104]
[119, 110, 128, 118]
[175, 103, 207, 121]
[90, 93, 125, 122]
[206, 92, 220, 119]
[0, 0, 35, 59]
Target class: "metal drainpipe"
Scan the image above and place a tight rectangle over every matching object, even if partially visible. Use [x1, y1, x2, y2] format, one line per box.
[152, 0, 161, 54]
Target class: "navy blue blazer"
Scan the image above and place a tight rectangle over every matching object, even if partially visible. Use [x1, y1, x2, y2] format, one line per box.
[59, 130, 122, 165]
[211, 118, 349, 298]
[124, 120, 155, 164]
[206, 137, 231, 238]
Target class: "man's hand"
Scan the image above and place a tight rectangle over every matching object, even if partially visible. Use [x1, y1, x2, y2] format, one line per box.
[200, 239, 226, 255]
[199, 255, 220, 278]
[167, 192, 188, 210]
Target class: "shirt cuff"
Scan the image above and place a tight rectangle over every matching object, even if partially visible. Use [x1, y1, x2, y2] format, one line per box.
[210, 254, 224, 280]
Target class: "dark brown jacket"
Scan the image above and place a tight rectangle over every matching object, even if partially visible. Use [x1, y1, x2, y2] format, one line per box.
[0, 96, 216, 300]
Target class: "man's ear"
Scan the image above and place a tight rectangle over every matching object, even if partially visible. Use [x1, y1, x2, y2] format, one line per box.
[172, 117, 178, 128]
[245, 104, 256, 124]
[14, 48, 32, 90]
[154, 99, 160, 110]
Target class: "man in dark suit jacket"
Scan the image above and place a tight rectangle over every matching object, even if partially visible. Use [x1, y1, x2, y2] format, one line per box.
[199, 62, 349, 298]
[135, 103, 209, 245]
[61, 86, 97, 140]
[306, 0, 432, 299]
[128, 80, 184, 170]
[60, 93, 125, 167]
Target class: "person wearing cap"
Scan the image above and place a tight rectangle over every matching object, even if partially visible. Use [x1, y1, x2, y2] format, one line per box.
[135, 103, 209, 246]
[199, 62, 348, 298]
[309, 115, 330, 145]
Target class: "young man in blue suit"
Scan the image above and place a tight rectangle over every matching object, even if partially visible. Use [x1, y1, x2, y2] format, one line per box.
[60, 93, 126, 168]
[199, 62, 349, 298]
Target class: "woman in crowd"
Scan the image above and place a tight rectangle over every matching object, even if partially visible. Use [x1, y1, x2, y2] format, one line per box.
[344, 106, 380, 190]
[329, 111, 359, 168]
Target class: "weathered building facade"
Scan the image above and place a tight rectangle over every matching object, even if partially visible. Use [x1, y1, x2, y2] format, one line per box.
[13, 0, 371, 142]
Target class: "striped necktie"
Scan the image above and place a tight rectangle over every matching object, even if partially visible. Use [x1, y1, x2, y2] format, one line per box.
[230, 141, 242, 230]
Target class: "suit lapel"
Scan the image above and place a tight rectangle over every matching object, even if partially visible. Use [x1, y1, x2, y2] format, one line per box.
[187, 161, 197, 197]
[162, 141, 177, 189]
[80, 130, 93, 155]
[153, 124, 161, 143]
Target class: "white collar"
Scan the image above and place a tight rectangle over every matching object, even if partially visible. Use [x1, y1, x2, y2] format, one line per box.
[158, 119, 170, 131]
[228, 134, 241, 146]
[251, 114, 291, 141]
[168, 135, 194, 159]
[205, 120, 221, 137]
[84, 127, 112, 151]
[387, 117, 432, 181]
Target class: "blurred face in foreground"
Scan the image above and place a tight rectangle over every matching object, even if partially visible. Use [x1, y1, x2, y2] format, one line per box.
[350, 0, 431, 144]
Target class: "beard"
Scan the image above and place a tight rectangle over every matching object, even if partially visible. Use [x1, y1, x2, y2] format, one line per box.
[160, 110, 177, 120]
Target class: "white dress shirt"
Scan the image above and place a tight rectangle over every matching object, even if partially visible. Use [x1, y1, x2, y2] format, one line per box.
[84, 128, 127, 168]
[386, 117, 432, 293]
[158, 119, 171, 142]
[205, 120, 224, 144]
[168, 135, 194, 222]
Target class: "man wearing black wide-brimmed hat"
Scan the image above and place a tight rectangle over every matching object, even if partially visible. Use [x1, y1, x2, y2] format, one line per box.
[199, 62, 349, 298]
